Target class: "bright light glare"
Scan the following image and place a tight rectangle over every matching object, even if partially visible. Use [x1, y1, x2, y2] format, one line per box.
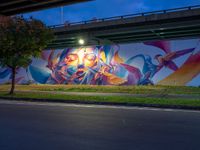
[79, 39, 85, 45]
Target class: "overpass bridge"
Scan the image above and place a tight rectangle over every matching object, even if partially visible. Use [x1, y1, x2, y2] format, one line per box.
[48, 5, 200, 49]
[0, 0, 92, 16]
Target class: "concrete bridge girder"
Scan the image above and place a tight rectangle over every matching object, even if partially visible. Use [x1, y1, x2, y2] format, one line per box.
[48, 7, 200, 48]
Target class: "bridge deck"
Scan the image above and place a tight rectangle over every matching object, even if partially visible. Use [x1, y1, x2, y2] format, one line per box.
[0, 0, 92, 16]
[49, 5, 200, 49]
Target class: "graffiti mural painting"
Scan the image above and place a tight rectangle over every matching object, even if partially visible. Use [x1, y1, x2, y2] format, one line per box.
[0, 39, 200, 86]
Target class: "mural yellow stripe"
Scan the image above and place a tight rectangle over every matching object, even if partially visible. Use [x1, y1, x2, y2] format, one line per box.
[158, 52, 200, 86]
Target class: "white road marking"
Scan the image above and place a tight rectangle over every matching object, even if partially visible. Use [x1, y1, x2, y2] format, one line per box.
[0, 99, 200, 113]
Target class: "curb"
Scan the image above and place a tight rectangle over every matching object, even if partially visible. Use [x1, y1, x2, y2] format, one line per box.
[0, 96, 200, 111]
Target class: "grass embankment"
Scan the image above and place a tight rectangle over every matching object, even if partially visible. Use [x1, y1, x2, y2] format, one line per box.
[0, 85, 199, 107]
[0, 91, 200, 107]
[0, 84, 200, 95]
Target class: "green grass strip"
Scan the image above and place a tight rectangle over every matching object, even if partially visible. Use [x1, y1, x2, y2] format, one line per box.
[0, 84, 200, 95]
[0, 92, 200, 107]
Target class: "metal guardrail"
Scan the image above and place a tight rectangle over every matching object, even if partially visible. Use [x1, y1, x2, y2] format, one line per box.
[49, 5, 200, 29]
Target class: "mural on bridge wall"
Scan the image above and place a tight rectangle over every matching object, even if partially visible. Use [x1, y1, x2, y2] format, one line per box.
[0, 39, 200, 86]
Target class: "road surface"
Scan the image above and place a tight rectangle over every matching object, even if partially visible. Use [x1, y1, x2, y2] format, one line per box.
[0, 100, 200, 150]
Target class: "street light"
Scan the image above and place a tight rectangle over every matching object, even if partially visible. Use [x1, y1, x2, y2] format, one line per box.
[78, 39, 85, 45]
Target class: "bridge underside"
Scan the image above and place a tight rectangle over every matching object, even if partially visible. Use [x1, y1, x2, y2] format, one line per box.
[0, 0, 92, 16]
[49, 6, 200, 49]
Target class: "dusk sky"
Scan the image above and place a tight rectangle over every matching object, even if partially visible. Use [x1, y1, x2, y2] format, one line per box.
[24, 0, 200, 26]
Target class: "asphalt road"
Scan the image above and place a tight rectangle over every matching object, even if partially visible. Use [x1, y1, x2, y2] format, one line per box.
[0, 100, 200, 150]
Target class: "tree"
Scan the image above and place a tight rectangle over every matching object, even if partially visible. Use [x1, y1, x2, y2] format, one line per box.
[0, 16, 54, 94]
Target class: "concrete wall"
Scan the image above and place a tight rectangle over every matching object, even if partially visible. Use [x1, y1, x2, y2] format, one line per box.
[0, 38, 200, 86]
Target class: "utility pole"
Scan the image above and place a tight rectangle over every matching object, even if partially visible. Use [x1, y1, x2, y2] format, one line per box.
[60, 6, 64, 24]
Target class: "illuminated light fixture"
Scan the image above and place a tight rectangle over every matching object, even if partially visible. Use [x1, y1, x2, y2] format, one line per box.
[78, 39, 85, 45]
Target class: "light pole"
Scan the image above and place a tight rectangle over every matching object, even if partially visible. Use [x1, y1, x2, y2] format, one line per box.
[60, 6, 64, 24]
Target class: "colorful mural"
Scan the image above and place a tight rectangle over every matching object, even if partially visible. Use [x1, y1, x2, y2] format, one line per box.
[0, 39, 200, 86]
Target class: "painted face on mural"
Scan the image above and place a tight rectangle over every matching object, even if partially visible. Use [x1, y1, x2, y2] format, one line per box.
[64, 47, 98, 82]
[65, 47, 97, 68]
